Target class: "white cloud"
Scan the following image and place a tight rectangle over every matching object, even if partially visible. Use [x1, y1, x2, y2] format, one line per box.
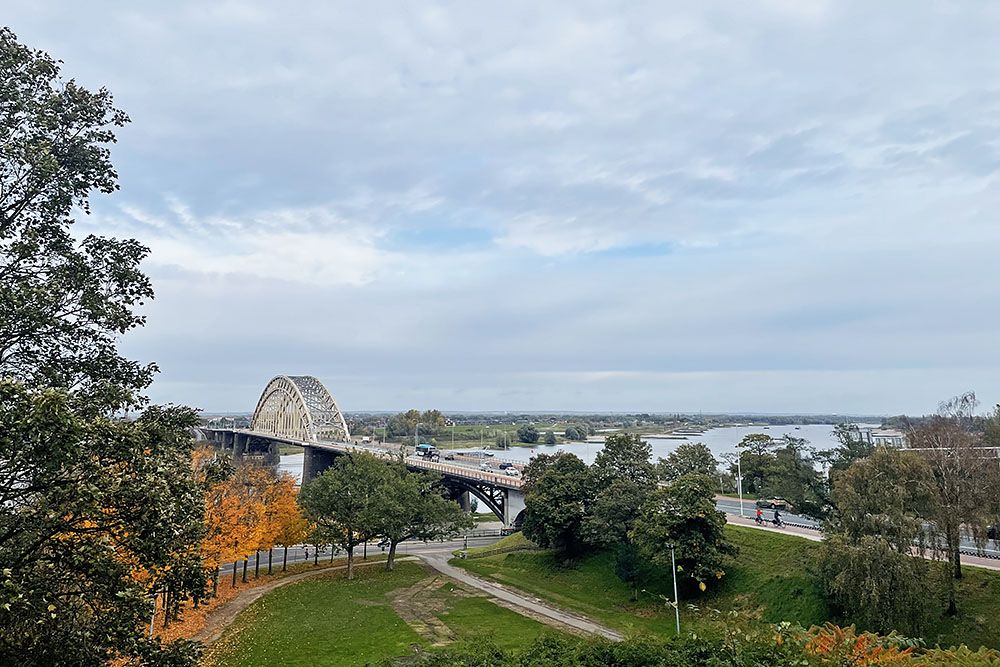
[10, 0, 1000, 412]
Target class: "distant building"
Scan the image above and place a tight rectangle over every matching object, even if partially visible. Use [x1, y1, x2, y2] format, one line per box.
[852, 426, 907, 448]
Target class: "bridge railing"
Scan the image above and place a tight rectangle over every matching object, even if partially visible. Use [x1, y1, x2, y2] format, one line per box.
[409, 458, 524, 488]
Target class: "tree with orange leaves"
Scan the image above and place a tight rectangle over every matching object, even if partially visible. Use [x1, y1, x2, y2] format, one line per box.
[267, 474, 312, 573]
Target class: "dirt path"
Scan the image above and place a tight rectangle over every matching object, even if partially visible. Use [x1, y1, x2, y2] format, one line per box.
[193, 557, 416, 645]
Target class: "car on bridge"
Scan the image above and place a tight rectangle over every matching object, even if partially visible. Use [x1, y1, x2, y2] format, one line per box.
[504, 468, 521, 477]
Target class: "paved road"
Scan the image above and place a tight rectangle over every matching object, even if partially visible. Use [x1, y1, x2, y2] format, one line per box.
[219, 533, 503, 575]
[715, 497, 1000, 561]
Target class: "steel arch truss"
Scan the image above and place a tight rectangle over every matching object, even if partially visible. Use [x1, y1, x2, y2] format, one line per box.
[443, 478, 506, 523]
[250, 375, 350, 442]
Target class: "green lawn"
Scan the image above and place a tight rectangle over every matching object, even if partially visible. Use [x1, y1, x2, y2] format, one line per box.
[205, 562, 557, 666]
[452, 526, 1000, 650]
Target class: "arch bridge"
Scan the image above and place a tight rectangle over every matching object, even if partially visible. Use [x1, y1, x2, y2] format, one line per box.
[200, 375, 525, 528]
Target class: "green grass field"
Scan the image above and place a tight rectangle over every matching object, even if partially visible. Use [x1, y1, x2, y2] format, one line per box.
[453, 526, 1000, 649]
[205, 561, 558, 667]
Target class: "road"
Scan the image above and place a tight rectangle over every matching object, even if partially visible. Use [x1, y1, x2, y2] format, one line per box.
[218, 531, 505, 575]
[715, 496, 1000, 560]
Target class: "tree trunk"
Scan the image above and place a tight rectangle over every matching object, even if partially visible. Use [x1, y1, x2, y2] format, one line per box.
[386, 541, 398, 571]
[268, 548, 273, 575]
[254, 550, 260, 578]
[313, 544, 319, 566]
[347, 547, 354, 580]
[231, 561, 238, 588]
[212, 567, 219, 597]
[282, 545, 288, 571]
[242, 558, 248, 583]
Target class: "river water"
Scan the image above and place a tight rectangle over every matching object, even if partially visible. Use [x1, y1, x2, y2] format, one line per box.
[277, 423, 861, 480]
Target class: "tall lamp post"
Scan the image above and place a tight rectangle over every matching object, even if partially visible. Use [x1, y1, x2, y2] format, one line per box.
[668, 543, 680, 635]
[414, 423, 422, 453]
[736, 454, 744, 517]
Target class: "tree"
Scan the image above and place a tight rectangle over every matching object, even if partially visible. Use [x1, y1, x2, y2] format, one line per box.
[521, 453, 590, 558]
[584, 433, 656, 548]
[201, 464, 272, 587]
[614, 543, 643, 601]
[818, 535, 934, 636]
[0, 28, 153, 413]
[632, 473, 736, 590]
[0, 28, 205, 665]
[658, 442, 718, 483]
[911, 411, 997, 615]
[298, 453, 390, 579]
[564, 425, 589, 441]
[734, 433, 776, 494]
[270, 479, 312, 573]
[374, 465, 473, 570]
[517, 424, 539, 443]
[0, 383, 204, 665]
[829, 447, 936, 554]
[822, 424, 875, 476]
[258, 472, 303, 575]
[763, 438, 829, 519]
[544, 430, 557, 445]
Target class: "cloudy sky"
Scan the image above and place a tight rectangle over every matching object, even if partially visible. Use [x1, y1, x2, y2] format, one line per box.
[9, 2, 1000, 414]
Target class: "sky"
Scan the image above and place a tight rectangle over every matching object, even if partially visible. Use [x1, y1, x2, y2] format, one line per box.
[8, 1, 1000, 415]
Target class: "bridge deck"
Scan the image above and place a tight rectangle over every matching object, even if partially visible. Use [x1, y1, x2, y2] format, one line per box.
[203, 428, 523, 489]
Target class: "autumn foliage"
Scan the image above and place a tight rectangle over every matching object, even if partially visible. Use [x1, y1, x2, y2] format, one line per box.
[195, 446, 311, 581]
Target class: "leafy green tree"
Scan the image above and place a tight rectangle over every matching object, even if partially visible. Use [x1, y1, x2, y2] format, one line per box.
[521, 453, 590, 558]
[584, 433, 656, 548]
[0, 383, 204, 666]
[829, 447, 936, 553]
[632, 473, 736, 590]
[517, 424, 539, 443]
[818, 535, 934, 635]
[298, 453, 391, 579]
[763, 438, 829, 519]
[821, 424, 875, 476]
[374, 465, 473, 570]
[0, 28, 204, 666]
[0, 27, 153, 413]
[657, 442, 718, 482]
[614, 543, 643, 601]
[734, 433, 776, 494]
[544, 430, 557, 445]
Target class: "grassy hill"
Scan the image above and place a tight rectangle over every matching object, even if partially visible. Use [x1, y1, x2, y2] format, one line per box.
[453, 525, 1000, 650]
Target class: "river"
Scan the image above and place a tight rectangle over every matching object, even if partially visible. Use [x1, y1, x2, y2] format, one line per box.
[278, 423, 864, 480]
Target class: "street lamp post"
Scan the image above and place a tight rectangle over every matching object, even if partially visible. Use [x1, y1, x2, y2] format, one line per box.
[414, 423, 422, 451]
[669, 543, 680, 635]
[736, 454, 744, 517]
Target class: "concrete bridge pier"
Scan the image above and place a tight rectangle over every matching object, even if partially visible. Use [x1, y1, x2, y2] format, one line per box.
[456, 490, 472, 512]
[233, 432, 248, 460]
[503, 489, 526, 529]
[263, 440, 281, 467]
[302, 446, 336, 484]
